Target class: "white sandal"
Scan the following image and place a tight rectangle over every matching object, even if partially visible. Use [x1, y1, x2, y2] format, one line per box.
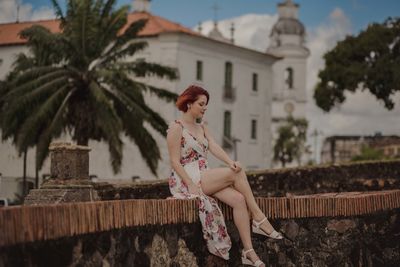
[252, 217, 283, 240]
[241, 248, 265, 267]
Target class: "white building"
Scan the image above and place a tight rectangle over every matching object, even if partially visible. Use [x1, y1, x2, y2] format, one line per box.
[0, 0, 308, 200]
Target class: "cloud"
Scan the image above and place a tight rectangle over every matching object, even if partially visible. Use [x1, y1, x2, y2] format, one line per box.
[198, 8, 400, 161]
[0, 0, 55, 23]
[306, 7, 400, 138]
[199, 13, 278, 52]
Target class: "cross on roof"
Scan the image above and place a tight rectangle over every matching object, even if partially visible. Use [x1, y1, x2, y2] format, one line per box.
[211, 2, 221, 24]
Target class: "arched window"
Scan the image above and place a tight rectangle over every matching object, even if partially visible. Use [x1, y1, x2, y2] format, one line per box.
[284, 67, 294, 89]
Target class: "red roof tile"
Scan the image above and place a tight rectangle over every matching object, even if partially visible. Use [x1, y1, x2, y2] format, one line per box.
[0, 20, 60, 46]
[0, 12, 198, 46]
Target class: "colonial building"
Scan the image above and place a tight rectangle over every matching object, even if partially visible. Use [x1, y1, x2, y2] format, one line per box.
[0, 0, 308, 201]
[321, 134, 400, 164]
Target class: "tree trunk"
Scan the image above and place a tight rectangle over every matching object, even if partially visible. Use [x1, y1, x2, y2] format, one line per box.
[77, 136, 89, 146]
[35, 149, 39, 189]
[22, 149, 27, 196]
[281, 158, 286, 168]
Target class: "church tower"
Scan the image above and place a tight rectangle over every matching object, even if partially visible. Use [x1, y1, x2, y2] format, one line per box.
[268, 0, 309, 165]
[132, 0, 151, 12]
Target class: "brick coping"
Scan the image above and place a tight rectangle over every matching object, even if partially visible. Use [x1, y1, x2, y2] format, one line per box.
[1, 189, 399, 247]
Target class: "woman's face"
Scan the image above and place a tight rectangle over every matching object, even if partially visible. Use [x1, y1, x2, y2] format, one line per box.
[189, 94, 208, 119]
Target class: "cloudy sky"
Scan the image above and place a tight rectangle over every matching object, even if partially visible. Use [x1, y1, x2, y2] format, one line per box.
[1, 0, 400, 159]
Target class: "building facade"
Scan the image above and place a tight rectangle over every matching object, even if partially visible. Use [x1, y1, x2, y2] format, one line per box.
[0, 0, 308, 201]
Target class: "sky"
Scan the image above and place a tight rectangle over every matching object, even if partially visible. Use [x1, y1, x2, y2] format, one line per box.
[1, 0, 400, 161]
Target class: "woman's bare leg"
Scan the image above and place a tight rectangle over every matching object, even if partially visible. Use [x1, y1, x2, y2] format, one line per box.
[200, 168, 236, 195]
[212, 187, 264, 266]
[231, 169, 276, 234]
[201, 167, 276, 234]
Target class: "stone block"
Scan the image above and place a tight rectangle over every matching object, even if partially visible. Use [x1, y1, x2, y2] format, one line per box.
[327, 219, 357, 234]
[49, 142, 91, 180]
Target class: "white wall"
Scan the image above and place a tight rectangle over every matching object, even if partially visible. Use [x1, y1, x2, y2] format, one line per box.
[0, 33, 277, 182]
[170, 34, 275, 170]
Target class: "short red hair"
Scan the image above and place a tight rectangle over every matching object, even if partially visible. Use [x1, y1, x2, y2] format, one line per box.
[176, 85, 210, 112]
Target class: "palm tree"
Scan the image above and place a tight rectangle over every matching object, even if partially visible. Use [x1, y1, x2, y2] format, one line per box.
[0, 0, 178, 176]
[0, 26, 64, 190]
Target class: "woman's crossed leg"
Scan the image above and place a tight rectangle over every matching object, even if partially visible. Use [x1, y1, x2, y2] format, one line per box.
[200, 167, 276, 235]
[212, 186, 264, 266]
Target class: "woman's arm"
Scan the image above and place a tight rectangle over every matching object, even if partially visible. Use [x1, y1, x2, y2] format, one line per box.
[203, 123, 242, 173]
[167, 123, 200, 192]
[203, 124, 234, 166]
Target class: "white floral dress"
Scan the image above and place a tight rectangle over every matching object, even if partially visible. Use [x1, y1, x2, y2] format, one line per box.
[168, 120, 232, 260]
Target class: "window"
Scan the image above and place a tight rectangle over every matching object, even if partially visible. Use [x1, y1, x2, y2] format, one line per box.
[223, 62, 234, 100]
[196, 60, 203, 81]
[251, 119, 257, 140]
[284, 67, 294, 89]
[224, 111, 231, 138]
[252, 73, 258, 92]
[223, 111, 232, 148]
[225, 62, 233, 88]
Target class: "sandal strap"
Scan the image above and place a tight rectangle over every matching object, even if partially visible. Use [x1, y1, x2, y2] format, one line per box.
[254, 260, 264, 266]
[270, 230, 282, 238]
[253, 217, 267, 227]
[243, 248, 254, 256]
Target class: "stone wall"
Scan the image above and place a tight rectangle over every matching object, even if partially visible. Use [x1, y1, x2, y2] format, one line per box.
[248, 160, 400, 197]
[95, 160, 400, 200]
[1, 209, 399, 267]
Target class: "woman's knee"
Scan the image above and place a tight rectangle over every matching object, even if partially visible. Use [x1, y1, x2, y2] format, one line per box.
[225, 168, 237, 183]
[232, 192, 246, 208]
[231, 169, 247, 181]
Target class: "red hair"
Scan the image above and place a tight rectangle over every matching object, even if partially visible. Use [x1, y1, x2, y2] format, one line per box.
[176, 85, 210, 112]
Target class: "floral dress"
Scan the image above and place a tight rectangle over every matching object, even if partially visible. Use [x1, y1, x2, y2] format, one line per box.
[168, 120, 232, 260]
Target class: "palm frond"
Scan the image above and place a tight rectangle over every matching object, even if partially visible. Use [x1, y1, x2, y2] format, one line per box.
[51, 0, 66, 25]
[16, 85, 70, 152]
[36, 88, 76, 169]
[88, 81, 123, 172]
[136, 82, 178, 103]
[122, 116, 160, 175]
[117, 61, 178, 80]
[98, 5, 129, 48]
[5, 68, 68, 100]
[101, 18, 147, 59]
[112, 81, 169, 137]
[9, 54, 35, 74]
[98, 41, 148, 67]
[9, 66, 62, 86]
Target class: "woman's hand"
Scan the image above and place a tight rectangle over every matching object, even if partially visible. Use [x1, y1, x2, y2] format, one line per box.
[229, 161, 242, 173]
[187, 182, 201, 195]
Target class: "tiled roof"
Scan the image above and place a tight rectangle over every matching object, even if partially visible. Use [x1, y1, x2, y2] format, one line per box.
[0, 11, 198, 46]
[0, 20, 60, 46]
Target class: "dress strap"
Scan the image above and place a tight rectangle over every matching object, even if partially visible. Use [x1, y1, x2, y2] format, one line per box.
[174, 119, 184, 128]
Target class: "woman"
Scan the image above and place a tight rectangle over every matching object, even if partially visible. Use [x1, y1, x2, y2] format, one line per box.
[167, 85, 283, 266]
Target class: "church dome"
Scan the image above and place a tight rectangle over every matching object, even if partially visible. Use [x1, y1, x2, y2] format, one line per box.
[271, 18, 305, 36]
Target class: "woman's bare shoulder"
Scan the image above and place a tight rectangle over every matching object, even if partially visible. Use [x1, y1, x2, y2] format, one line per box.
[201, 121, 213, 138]
[167, 121, 183, 136]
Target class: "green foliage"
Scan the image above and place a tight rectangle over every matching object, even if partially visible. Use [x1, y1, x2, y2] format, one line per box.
[273, 116, 308, 167]
[314, 17, 400, 111]
[351, 145, 386, 162]
[0, 0, 178, 175]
